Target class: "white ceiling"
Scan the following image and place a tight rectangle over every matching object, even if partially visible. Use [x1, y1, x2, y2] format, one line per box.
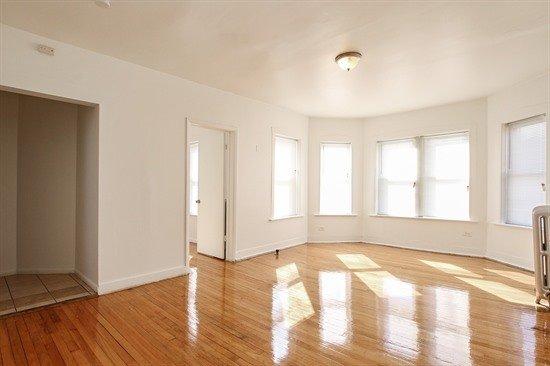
[1, 1, 548, 117]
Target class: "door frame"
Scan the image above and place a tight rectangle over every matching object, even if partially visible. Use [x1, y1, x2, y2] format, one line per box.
[185, 117, 238, 265]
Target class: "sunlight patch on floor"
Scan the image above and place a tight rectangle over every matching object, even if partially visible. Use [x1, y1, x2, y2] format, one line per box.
[455, 276, 535, 306]
[355, 271, 419, 298]
[280, 281, 315, 328]
[276, 263, 300, 284]
[337, 254, 381, 270]
[484, 269, 534, 286]
[419, 260, 482, 278]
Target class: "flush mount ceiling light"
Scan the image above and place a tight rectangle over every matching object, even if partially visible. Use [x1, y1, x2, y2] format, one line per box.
[94, 0, 111, 8]
[335, 51, 362, 71]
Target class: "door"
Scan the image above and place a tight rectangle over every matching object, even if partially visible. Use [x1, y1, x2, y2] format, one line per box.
[197, 127, 225, 259]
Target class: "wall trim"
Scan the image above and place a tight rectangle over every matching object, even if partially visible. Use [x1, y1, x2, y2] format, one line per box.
[362, 239, 486, 258]
[17, 267, 76, 274]
[75, 269, 99, 293]
[362, 239, 533, 271]
[484, 250, 533, 271]
[0, 270, 17, 276]
[308, 237, 363, 244]
[98, 265, 190, 295]
[235, 236, 307, 261]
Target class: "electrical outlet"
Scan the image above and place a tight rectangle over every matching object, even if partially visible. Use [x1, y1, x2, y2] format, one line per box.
[36, 44, 55, 56]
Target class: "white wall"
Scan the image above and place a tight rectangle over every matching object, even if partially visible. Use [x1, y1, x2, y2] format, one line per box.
[0, 91, 19, 275]
[17, 95, 78, 273]
[308, 118, 363, 242]
[363, 99, 488, 256]
[76, 105, 99, 289]
[486, 73, 549, 270]
[1, 25, 308, 293]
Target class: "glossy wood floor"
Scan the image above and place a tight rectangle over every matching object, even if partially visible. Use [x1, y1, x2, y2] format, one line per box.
[1, 243, 549, 365]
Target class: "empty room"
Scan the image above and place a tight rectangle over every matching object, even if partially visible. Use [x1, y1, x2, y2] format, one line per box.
[0, 1, 548, 365]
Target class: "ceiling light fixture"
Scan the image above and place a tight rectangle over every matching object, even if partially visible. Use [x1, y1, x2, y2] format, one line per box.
[335, 51, 362, 71]
[94, 0, 111, 8]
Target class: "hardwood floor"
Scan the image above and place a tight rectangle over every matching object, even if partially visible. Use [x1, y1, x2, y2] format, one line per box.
[1, 243, 549, 365]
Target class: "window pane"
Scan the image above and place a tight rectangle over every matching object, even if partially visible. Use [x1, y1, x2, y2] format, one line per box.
[320, 143, 352, 214]
[273, 136, 298, 218]
[378, 139, 417, 217]
[189, 142, 199, 215]
[423, 133, 469, 219]
[506, 116, 546, 226]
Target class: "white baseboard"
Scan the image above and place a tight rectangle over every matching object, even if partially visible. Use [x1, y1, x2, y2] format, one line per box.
[308, 237, 363, 244]
[0, 269, 17, 276]
[74, 269, 99, 293]
[98, 265, 190, 295]
[361, 238, 485, 258]
[235, 236, 307, 261]
[17, 267, 75, 274]
[484, 250, 533, 271]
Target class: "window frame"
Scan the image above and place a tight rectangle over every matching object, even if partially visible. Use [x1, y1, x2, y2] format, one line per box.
[376, 131, 470, 220]
[501, 114, 547, 227]
[318, 141, 353, 215]
[270, 131, 302, 220]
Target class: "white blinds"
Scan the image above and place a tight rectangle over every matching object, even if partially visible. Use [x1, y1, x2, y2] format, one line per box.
[377, 133, 470, 220]
[319, 143, 352, 215]
[422, 133, 469, 219]
[505, 115, 546, 226]
[189, 142, 199, 215]
[273, 136, 299, 219]
[377, 139, 418, 217]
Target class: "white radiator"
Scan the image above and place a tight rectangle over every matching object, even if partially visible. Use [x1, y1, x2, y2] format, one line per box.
[533, 205, 550, 304]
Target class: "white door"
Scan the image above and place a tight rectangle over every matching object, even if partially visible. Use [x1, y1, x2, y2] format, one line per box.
[197, 127, 225, 259]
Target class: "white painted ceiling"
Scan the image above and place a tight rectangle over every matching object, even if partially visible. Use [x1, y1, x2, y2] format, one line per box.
[1, 1, 548, 117]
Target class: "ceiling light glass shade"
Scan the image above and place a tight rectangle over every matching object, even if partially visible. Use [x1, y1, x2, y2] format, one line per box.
[335, 52, 362, 71]
[95, 0, 111, 8]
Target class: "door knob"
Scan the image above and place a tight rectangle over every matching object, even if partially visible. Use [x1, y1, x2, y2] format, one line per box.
[196, 199, 201, 204]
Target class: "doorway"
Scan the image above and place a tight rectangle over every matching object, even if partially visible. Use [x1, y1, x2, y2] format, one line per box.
[185, 118, 236, 265]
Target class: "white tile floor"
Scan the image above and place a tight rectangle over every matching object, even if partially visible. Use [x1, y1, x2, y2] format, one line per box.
[0, 273, 94, 316]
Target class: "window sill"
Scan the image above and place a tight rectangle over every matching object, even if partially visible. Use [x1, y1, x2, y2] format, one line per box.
[314, 213, 358, 217]
[490, 222, 532, 230]
[269, 214, 304, 222]
[369, 214, 477, 223]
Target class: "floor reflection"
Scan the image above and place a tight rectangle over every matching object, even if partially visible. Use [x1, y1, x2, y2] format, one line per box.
[434, 287, 471, 365]
[187, 268, 198, 341]
[319, 271, 351, 345]
[485, 268, 534, 286]
[355, 271, 419, 298]
[420, 259, 482, 278]
[276, 263, 300, 284]
[337, 253, 380, 270]
[455, 276, 535, 306]
[271, 264, 315, 363]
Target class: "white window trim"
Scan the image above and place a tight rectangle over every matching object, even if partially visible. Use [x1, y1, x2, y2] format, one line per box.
[270, 129, 302, 221]
[376, 131, 470, 220]
[318, 141, 353, 215]
[501, 114, 547, 226]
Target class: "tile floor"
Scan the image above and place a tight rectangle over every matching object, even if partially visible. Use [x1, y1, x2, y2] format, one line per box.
[0, 273, 94, 316]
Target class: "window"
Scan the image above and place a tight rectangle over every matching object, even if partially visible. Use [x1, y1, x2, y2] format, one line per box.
[272, 135, 300, 219]
[422, 133, 469, 220]
[319, 143, 352, 215]
[189, 142, 199, 216]
[377, 139, 418, 217]
[377, 132, 470, 220]
[504, 115, 546, 227]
